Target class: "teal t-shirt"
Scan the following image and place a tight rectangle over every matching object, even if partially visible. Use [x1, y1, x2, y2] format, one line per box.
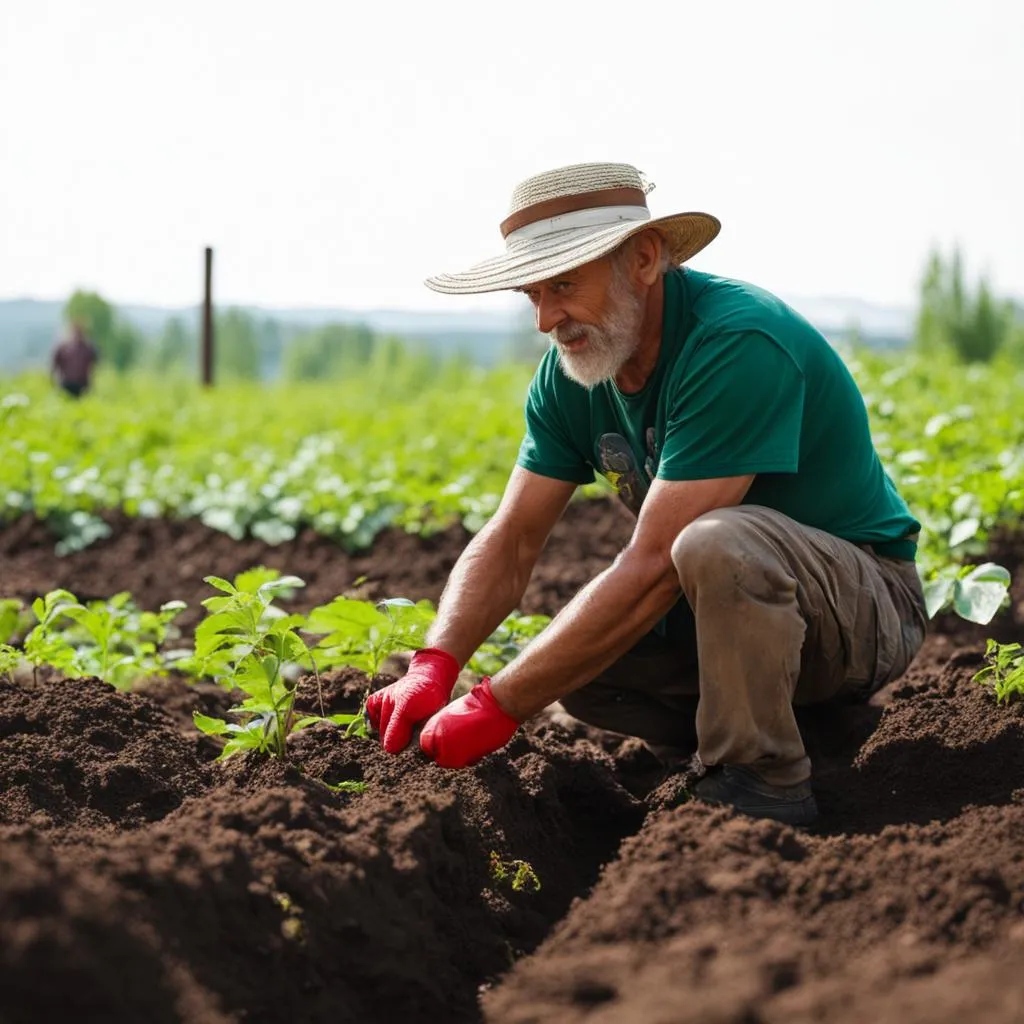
[516, 268, 920, 559]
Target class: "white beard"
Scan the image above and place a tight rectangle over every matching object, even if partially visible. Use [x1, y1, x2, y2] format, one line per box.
[551, 266, 645, 389]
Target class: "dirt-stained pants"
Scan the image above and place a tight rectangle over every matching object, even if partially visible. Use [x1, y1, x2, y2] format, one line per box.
[559, 506, 928, 785]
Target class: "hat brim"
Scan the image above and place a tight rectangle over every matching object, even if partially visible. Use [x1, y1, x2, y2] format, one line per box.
[424, 212, 720, 295]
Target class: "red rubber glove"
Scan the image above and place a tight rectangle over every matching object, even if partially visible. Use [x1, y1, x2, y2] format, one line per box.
[365, 648, 460, 754]
[419, 678, 520, 769]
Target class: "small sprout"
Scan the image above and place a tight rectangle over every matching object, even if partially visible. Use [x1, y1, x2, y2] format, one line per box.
[320, 779, 368, 795]
[973, 639, 1024, 703]
[489, 851, 541, 894]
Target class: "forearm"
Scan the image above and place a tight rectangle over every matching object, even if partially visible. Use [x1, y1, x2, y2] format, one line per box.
[490, 549, 680, 719]
[426, 518, 537, 666]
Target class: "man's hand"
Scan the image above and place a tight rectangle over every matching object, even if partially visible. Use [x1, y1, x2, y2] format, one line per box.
[420, 678, 520, 768]
[365, 648, 460, 753]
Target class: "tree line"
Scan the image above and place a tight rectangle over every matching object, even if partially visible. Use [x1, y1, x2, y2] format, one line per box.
[914, 245, 1023, 362]
[62, 291, 428, 381]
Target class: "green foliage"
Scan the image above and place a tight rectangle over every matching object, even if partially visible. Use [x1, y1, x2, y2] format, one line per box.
[215, 308, 263, 381]
[0, 643, 18, 681]
[0, 598, 30, 645]
[915, 246, 1016, 363]
[304, 596, 435, 677]
[489, 851, 541, 893]
[468, 613, 550, 676]
[5, 345, 1024, 627]
[283, 322, 377, 381]
[973, 639, 1024, 703]
[921, 562, 1011, 625]
[18, 588, 185, 688]
[152, 316, 196, 373]
[188, 569, 360, 760]
[64, 290, 141, 372]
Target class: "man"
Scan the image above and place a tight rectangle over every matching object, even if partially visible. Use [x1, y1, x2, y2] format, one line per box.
[367, 162, 926, 825]
[51, 322, 98, 398]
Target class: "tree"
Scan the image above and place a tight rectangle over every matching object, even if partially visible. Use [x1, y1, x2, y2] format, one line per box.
[215, 308, 262, 380]
[152, 317, 195, 372]
[914, 246, 1014, 363]
[282, 323, 378, 381]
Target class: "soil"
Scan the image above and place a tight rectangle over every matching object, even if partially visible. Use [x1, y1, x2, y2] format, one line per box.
[1, 503, 1023, 1023]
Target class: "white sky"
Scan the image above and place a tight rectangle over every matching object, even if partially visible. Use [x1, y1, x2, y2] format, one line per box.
[1, 0, 1021, 314]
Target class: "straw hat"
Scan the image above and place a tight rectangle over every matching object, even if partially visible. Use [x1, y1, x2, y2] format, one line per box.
[424, 162, 720, 295]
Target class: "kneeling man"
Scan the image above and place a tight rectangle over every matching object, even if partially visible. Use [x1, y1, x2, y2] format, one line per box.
[367, 162, 926, 825]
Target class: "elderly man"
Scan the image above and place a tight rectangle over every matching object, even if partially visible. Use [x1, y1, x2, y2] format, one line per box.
[367, 162, 926, 825]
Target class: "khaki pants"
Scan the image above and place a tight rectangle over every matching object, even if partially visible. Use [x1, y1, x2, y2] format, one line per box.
[560, 506, 927, 785]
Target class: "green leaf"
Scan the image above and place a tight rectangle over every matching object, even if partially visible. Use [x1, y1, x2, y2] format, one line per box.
[258, 576, 306, 600]
[952, 563, 1011, 625]
[204, 576, 237, 595]
[193, 712, 230, 735]
[923, 576, 956, 619]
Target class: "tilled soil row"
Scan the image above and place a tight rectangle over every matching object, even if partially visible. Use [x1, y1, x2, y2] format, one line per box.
[0, 670, 648, 1024]
[3, 509, 1024, 1022]
[0, 499, 638, 627]
[483, 651, 1024, 1024]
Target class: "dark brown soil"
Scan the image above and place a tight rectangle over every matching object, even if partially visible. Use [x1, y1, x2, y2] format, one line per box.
[1, 506, 1023, 1023]
[0, 499, 636, 626]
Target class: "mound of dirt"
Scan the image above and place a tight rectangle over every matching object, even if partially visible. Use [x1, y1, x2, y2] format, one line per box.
[0, 664, 645, 1024]
[0, 674, 211, 833]
[482, 655, 1024, 1024]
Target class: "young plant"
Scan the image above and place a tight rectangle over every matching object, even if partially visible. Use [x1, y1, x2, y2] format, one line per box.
[0, 643, 19, 683]
[190, 569, 358, 760]
[468, 612, 550, 676]
[973, 639, 1024, 703]
[21, 589, 186, 690]
[489, 851, 541, 894]
[0, 598, 30, 646]
[304, 596, 435, 678]
[922, 562, 1011, 624]
[23, 590, 87, 681]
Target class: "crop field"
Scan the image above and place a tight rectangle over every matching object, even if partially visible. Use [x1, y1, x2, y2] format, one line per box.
[1, 351, 1023, 1023]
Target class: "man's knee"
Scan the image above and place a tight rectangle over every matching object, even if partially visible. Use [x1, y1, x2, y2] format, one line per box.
[670, 507, 794, 601]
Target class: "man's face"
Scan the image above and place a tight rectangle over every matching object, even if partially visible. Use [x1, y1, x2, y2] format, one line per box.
[520, 251, 645, 389]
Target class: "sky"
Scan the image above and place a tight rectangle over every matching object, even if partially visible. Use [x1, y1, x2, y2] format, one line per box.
[1, 0, 1021, 315]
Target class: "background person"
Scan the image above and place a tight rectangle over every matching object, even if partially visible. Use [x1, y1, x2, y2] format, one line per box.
[51, 321, 98, 398]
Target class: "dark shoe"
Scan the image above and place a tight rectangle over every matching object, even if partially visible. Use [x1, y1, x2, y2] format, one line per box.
[693, 765, 818, 825]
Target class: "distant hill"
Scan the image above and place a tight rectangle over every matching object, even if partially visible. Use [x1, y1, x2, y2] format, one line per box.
[0, 293, 914, 374]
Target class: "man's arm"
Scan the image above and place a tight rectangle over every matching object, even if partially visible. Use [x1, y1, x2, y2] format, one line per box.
[488, 474, 754, 719]
[426, 466, 576, 665]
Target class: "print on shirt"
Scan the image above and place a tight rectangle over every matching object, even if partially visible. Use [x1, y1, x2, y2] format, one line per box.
[597, 432, 657, 517]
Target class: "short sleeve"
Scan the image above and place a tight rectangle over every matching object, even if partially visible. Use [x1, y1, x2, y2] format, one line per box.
[516, 362, 594, 485]
[657, 331, 805, 480]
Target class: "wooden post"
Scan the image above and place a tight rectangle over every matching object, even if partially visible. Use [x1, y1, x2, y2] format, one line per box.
[201, 246, 214, 386]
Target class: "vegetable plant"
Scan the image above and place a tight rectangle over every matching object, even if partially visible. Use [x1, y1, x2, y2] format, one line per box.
[19, 589, 186, 690]
[304, 596, 435, 678]
[921, 562, 1011, 624]
[972, 639, 1024, 703]
[0, 644, 18, 682]
[189, 570, 359, 760]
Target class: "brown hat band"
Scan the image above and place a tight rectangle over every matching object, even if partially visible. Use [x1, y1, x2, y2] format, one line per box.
[500, 186, 648, 239]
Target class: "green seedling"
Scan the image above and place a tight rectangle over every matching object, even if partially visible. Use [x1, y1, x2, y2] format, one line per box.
[0, 643, 19, 682]
[469, 612, 550, 676]
[190, 569, 358, 760]
[304, 595, 435, 678]
[0, 599, 31, 646]
[922, 562, 1011, 624]
[21, 588, 185, 690]
[489, 851, 541, 894]
[973, 639, 1024, 703]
